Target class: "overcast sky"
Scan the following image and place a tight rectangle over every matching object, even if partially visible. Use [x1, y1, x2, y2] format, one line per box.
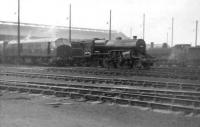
[0, 0, 199, 45]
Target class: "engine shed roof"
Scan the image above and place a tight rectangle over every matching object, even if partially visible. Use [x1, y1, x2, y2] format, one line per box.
[8, 38, 67, 44]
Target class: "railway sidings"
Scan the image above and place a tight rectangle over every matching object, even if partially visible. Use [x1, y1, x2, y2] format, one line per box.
[1, 66, 200, 116]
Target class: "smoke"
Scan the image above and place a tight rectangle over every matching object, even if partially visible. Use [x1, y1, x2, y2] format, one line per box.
[24, 34, 32, 40]
[46, 25, 57, 38]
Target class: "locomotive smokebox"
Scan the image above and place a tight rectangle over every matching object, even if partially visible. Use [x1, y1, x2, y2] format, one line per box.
[133, 36, 137, 39]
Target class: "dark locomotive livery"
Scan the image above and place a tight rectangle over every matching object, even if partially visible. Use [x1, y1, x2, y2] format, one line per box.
[91, 37, 153, 68]
[0, 37, 154, 69]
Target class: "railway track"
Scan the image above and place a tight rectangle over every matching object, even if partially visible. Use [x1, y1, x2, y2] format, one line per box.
[1, 79, 200, 115]
[1, 71, 200, 113]
[45, 67, 200, 80]
[1, 65, 200, 81]
[1, 66, 200, 115]
[1, 71, 200, 91]
[151, 67, 200, 75]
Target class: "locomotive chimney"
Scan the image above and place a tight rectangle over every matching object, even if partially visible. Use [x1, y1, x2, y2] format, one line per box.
[133, 36, 137, 39]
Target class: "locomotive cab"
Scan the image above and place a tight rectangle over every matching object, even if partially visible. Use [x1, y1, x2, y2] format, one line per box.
[70, 39, 94, 66]
[71, 39, 94, 58]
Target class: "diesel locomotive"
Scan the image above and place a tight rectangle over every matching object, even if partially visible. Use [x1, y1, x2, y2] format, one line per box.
[0, 37, 154, 69]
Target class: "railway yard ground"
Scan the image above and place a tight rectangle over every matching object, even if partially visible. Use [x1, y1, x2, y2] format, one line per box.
[1, 64, 200, 127]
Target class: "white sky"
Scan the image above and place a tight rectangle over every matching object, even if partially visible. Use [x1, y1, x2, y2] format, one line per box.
[0, 0, 200, 45]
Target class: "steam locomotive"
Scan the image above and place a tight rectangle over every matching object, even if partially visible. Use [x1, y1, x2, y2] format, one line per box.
[0, 37, 154, 69]
[147, 44, 200, 67]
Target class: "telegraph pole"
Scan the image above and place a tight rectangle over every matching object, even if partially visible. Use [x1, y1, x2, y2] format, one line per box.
[143, 14, 145, 40]
[69, 3, 71, 43]
[195, 20, 198, 47]
[17, 0, 20, 62]
[109, 10, 112, 40]
[171, 17, 174, 47]
[166, 32, 168, 44]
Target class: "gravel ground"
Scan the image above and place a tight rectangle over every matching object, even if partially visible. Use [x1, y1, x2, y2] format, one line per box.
[0, 91, 200, 127]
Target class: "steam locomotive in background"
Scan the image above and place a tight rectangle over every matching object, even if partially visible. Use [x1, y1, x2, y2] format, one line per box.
[0, 36, 154, 69]
[147, 44, 200, 67]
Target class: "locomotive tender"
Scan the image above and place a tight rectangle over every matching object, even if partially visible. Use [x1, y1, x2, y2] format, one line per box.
[0, 37, 153, 69]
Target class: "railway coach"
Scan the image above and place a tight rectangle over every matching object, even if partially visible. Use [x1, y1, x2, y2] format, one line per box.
[3, 38, 71, 65]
